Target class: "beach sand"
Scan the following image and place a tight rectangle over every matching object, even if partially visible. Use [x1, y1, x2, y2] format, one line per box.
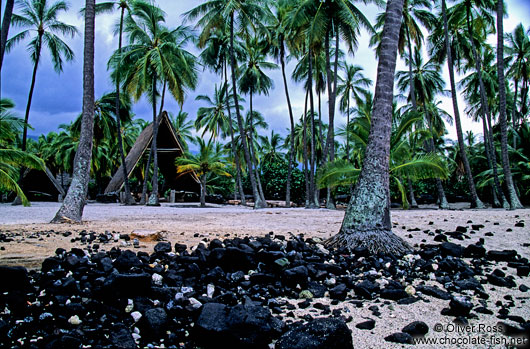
[0, 201, 529, 348]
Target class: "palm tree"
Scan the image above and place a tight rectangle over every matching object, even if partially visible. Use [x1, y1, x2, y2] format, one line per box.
[52, 0, 95, 223]
[505, 24, 530, 145]
[496, 0, 523, 209]
[237, 36, 278, 203]
[319, 112, 449, 209]
[325, 0, 411, 255]
[6, 0, 77, 153]
[116, 2, 198, 205]
[93, 0, 137, 204]
[185, 0, 272, 209]
[337, 64, 371, 162]
[268, 0, 296, 207]
[396, 48, 453, 208]
[176, 138, 231, 207]
[0, 98, 24, 145]
[170, 111, 195, 151]
[0, 0, 15, 70]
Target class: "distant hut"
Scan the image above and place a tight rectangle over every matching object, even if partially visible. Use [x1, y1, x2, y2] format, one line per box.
[20, 166, 66, 201]
[105, 111, 200, 197]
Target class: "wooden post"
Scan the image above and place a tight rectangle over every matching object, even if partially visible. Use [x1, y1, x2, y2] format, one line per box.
[170, 190, 176, 203]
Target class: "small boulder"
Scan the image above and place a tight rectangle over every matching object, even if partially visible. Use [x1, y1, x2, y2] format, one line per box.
[276, 318, 353, 349]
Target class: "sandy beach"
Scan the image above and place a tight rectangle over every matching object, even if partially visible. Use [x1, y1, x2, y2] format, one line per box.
[1, 202, 529, 348]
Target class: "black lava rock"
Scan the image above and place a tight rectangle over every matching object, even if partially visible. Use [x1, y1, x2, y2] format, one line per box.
[194, 302, 282, 348]
[440, 242, 464, 257]
[448, 296, 473, 316]
[276, 318, 353, 349]
[384, 332, 413, 344]
[402, 321, 429, 336]
[114, 250, 142, 271]
[109, 323, 137, 348]
[356, 319, 376, 330]
[486, 250, 517, 262]
[0, 266, 30, 292]
[153, 242, 172, 253]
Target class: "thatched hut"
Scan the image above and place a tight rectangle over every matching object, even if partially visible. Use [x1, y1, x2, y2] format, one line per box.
[104, 111, 200, 195]
[19, 166, 66, 201]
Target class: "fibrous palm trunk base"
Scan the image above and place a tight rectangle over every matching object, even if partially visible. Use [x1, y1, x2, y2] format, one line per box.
[325, 229, 412, 256]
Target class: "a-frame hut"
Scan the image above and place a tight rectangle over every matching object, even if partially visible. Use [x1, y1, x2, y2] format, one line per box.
[20, 166, 66, 201]
[104, 111, 200, 195]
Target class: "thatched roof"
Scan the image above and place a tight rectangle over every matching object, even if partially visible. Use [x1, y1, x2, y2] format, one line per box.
[20, 166, 66, 200]
[104, 111, 200, 194]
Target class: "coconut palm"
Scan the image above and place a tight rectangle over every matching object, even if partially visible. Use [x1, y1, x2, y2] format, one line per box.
[6, 0, 77, 153]
[52, 0, 95, 223]
[505, 24, 530, 136]
[176, 138, 231, 208]
[496, 0, 523, 209]
[396, 48, 455, 208]
[91, 0, 137, 204]
[268, 0, 296, 207]
[325, 0, 411, 254]
[185, 0, 273, 209]
[337, 64, 372, 161]
[0, 0, 16, 70]
[115, 2, 198, 205]
[170, 111, 195, 151]
[319, 112, 448, 209]
[0, 98, 25, 146]
[237, 36, 278, 203]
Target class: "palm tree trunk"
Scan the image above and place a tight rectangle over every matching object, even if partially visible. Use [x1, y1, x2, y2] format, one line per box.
[51, 0, 95, 223]
[280, 37, 295, 208]
[140, 147, 153, 205]
[326, 0, 411, 255]
[346, 96, 350, 162]
[303, 89, 310, 207]
[485, 112, 509, 208]
[200, 174, 206, 207]
[229, 13, 264, 209]
[425, 109, 449, 209]
[496, 0, 523, 209]
[512, 78, 518, 149]
[148, 73, 160, 206]
[444, 0, 484, 209]
[405, 25, 418, 110]
[0, 0, 15, 70]
[224, 61, 246, 205]
[22, 36, 42, 152]
[482, 118, 504, 207]
[248, 88, 266, 202]
[115, 6, 134, 205]
[308, 45, 318, 208]
[407, 177, 418, 208]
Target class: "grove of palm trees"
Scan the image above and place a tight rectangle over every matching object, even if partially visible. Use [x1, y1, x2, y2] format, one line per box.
[1, 0, 529, 347]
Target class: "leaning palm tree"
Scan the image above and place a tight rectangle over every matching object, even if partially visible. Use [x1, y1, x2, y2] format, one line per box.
[325, 0, 412, 255]
[6, 0, 77, 153]
[176, 138, 231, 208]
[52, 0, 95, 223]
[185, 0, 272, 209]
[115, 2, 198, 205]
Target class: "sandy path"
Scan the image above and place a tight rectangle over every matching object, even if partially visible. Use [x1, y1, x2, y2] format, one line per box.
[0, 202, 528, 268]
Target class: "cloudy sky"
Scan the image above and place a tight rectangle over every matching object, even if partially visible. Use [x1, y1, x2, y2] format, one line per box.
[1, 0, 530, 150]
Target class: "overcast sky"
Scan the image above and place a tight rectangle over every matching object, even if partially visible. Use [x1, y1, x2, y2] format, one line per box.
[1, 0, 530, 151]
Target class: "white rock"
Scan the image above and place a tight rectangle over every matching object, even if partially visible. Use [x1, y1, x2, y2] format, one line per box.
[405, 285, 416, 296]
[315, 244, 329, 255]
[188, 297, 202, 310]
[132, 333, 141, 341]
[152, 273, 163, 286]
[207, 284, 215, 298]
[432, 263, 439, 271]
[181, 286, 194, 294]
[131, 311, 142, 323]
[68, 315, 82, 325]
[325, 278, 336, 286]
[175, 293, 185, 301]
